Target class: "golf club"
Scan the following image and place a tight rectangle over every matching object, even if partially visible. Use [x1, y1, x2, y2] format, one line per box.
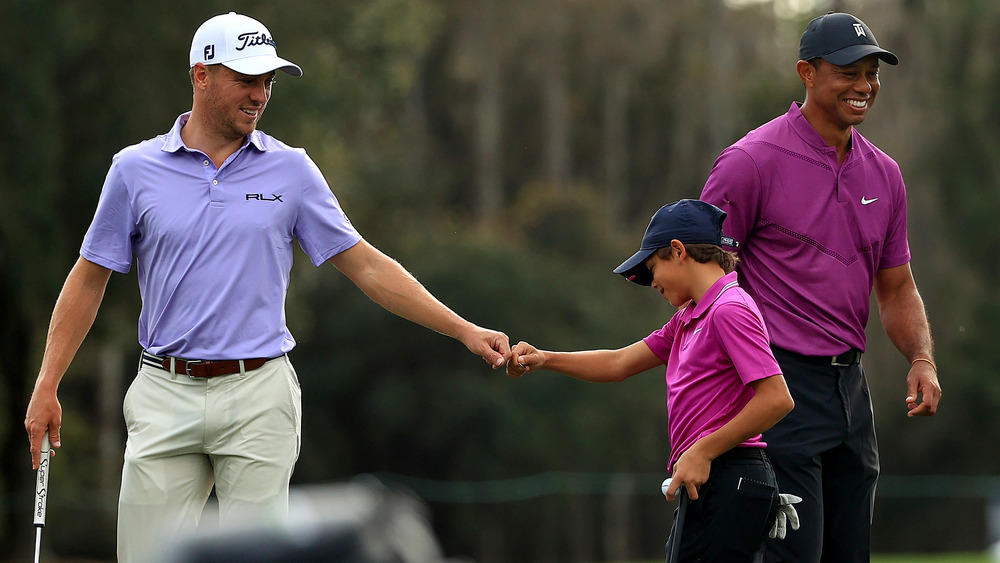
[33, 431, 51, 563]
[665, 481, 688, 563]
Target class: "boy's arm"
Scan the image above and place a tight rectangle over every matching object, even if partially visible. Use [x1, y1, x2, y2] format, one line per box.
[665, 374, 794, 501]
[506, 340, 662, 382]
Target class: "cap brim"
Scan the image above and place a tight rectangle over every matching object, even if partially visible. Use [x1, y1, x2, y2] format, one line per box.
[223, 56, 303, 77]
[613, 249, 656, 286]
[823, 44, 898, 66]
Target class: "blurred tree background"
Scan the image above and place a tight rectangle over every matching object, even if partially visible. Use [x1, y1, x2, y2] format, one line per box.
[2, 0, 998, 561]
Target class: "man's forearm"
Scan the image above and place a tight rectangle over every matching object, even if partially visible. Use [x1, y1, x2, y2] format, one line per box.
[36, 258, 111, 388]
[879, 284, 933, 362]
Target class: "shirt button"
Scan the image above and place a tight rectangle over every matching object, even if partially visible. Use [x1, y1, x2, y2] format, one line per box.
[212, 180, 219, 185]
[203, 160, 210, 166]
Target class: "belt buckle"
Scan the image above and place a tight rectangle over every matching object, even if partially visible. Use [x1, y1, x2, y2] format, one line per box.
[830, 351, 855, 367]
[185, 360, 206, 378]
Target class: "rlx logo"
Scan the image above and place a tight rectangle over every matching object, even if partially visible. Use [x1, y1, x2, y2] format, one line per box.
[246, 193, 284, 202]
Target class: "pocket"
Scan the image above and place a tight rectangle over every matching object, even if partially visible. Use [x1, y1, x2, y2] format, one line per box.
[281, 361, 303, 458]
[122, 372, 145, 432]
[704, 477, 777, 558]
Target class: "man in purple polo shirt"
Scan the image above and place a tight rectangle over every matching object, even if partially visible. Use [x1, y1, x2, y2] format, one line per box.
[507, 199, 795, 561]
[700, 12, 941, 562]
[23, 12, 510, 561]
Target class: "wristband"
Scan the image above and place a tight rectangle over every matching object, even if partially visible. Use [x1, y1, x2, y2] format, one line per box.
[910, 357, 937, 371]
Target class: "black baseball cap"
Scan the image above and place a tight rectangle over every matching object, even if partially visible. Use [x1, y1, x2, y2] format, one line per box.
[614, 199, 733, 286]
[799, 12, 898, 66]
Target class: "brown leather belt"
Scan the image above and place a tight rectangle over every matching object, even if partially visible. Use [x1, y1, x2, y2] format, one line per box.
[141, 351, 280, 378]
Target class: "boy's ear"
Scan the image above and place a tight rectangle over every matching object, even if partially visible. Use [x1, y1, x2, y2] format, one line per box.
[671, 239, 686, 258]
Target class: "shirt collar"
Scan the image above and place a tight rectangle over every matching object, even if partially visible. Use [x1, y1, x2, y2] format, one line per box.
[676, 271, 740, 324]
[786, 102, 829, 150]
[160, 112, 267, 154]
[786, 102, 860, 157]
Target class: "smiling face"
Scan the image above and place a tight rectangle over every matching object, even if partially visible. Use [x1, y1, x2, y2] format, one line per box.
[198, 64, 275, 141]
[644, 243, 692, 308]
[800, 55, 881, 133]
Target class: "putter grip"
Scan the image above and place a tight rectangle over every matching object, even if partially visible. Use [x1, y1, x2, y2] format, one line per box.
[34, 432, 51, 527]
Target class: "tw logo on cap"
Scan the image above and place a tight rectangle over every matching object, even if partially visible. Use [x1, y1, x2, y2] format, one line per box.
[853, 23, 866, 37]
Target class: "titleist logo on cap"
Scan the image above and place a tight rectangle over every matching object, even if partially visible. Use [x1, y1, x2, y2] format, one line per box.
[236, 31, 276, 51]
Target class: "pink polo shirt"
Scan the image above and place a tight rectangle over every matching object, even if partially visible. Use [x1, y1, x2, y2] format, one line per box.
[701, 102, 910, 356]
[643, 272, 781, 472]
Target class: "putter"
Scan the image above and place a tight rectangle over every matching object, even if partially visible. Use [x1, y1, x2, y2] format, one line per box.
[666, 485, 688, 563]
[33, 431, 51, 563]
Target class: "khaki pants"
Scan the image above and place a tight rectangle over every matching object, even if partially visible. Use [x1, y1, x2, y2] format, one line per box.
[117, 355, 301, 563]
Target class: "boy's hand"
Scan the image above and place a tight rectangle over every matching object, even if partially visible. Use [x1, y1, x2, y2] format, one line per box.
[506, 341, 543, 378]
[666, 446, 712, 501]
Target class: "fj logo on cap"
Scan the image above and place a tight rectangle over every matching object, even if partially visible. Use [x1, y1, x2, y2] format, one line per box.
[204, 45, 215, 61]
[853, 23, 866, 37]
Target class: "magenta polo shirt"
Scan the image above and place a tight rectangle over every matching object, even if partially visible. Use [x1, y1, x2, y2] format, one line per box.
[643, 272, 781, 472]
[701, 102, 910, 357]
[81, 113, 362, 359]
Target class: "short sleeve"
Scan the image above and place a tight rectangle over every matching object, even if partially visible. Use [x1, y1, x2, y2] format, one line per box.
[80, 155, 137, 273]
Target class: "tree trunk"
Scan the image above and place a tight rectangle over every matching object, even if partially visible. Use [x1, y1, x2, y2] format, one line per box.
[474, 0, 504, 224]
[542, 2, 571, 188]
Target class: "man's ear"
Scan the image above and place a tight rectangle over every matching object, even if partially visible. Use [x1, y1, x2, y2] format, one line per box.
[796, 59, 816, 88]
[192, 63, 211, 90]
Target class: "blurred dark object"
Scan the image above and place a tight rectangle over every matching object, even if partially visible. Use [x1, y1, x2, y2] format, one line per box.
[157, 477, 455, 563]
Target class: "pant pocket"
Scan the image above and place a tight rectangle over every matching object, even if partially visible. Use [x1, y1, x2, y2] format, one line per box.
[704, 477, 777, 560]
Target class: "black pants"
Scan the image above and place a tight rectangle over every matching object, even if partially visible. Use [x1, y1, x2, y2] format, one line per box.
[665, 447, 779, 562]
[763, 347, 879, 562]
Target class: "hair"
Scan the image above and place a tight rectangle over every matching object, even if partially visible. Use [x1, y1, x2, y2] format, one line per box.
[189, 63, 221, 85]
[656, 243, 738, 274]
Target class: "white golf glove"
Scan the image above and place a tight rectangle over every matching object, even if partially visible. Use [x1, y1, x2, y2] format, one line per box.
[769, 493, 802, 539]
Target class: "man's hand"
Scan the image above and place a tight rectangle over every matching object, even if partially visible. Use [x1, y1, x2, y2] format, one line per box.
[25, 386, 62, 470]
[461, 325, 511, 369]
[905, 360, 941, 417]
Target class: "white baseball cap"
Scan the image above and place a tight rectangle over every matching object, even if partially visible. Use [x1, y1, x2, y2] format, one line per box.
[189, 12, 302, 77]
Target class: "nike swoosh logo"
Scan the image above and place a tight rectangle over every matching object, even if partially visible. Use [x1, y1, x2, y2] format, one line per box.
[861, 196, 879, 205]
[692, 328, 703, 336]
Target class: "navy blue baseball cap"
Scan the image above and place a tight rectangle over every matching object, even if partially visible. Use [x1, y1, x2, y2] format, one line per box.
[614, 199, 733, 286]
[799, 12, 898, 66]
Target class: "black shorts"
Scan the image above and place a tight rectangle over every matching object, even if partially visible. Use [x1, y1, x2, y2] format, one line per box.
[665, 447, 779, 562]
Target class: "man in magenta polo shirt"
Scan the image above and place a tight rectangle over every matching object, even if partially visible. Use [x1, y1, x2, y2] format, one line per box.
[700, 12, 941, 562]
[508, 199, 795, 561]
[23, 12, 510, 562]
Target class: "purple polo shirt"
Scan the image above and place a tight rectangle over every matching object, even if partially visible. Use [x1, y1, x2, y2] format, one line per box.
[643, 272, 781, 472]
[701, 102, 910, 356]
[81, 113, 362, 359]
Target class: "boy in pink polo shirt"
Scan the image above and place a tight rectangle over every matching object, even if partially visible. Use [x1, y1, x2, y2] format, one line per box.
[508, 199, 796, 561]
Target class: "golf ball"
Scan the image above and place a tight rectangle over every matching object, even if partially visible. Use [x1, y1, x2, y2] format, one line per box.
[661, 478, 672, 496]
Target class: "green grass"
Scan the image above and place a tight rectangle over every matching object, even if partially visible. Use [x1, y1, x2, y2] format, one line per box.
[873, 555, 994, 563]
[614, 555, 994, 563]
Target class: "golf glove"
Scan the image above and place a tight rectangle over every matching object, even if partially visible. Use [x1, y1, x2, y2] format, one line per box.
[769, 493, 802, 539]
